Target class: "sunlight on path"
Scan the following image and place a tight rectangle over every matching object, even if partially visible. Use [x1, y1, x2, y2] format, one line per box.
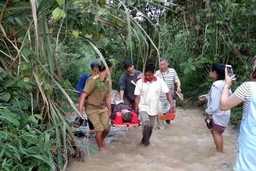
[67, 107, 238, 171]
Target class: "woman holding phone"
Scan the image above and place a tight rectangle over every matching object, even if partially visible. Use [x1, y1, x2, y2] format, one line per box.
[220, 56, 256, 171]
[199, 63, 231, 152]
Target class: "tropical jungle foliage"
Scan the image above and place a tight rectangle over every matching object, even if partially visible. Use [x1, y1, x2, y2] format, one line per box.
[0, 0, 256, 170]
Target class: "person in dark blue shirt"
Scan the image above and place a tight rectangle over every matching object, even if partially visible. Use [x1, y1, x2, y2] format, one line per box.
[76, 60, 99, 132]
[77, 61, 99, 96]
[119, 59, 142, 110]
[77, 73, 90, 96]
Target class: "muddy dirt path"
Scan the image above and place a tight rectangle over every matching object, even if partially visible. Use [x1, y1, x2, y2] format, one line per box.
[67, 107, 238, 171]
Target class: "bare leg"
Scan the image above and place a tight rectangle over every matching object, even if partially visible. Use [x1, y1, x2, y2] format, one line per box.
[101, 128, 110, 147]
[211, 130, 223, 152]
[95, 131, 105, 151]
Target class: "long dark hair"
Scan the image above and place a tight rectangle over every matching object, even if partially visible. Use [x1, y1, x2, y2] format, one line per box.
[211, 63, 225, 80]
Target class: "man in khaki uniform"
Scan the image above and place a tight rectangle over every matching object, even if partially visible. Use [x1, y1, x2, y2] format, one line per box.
[78, 59, 113, 152]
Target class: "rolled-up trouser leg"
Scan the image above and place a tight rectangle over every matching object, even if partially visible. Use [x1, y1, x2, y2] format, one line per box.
[149, 126, 153, 139]
[142, 126, 154, 145]
[142, 124, 150, 146]
[140, 111, 156, 146]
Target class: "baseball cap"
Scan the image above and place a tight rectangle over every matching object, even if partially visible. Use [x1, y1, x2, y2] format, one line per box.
[90, 61, 99, 69]
[123, 59, 133, 69]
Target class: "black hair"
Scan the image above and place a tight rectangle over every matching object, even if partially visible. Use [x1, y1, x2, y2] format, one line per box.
[123, 59, 133, 69]
[211, 63, 225, 80]
[99, 59, 113, 72]
[145, 62, 155, 73]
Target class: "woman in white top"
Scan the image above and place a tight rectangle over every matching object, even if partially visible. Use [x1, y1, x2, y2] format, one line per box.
[221, 56, 256, 171]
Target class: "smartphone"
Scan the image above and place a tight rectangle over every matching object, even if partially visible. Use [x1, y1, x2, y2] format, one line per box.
[226, 64, 234, 76]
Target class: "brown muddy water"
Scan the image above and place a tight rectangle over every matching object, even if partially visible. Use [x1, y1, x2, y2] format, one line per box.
[67, 107, 238, 171]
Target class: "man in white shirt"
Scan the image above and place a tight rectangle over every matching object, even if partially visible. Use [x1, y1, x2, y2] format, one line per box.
[134, 62, 175, 146]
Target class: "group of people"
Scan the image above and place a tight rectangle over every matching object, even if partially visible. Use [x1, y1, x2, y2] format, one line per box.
[119, 58, 181, 126]
[76, 58, 181, 151]
[76, 56, 256, 171]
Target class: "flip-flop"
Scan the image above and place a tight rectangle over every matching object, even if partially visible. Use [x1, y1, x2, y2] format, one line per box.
[176, 92, 184, 101]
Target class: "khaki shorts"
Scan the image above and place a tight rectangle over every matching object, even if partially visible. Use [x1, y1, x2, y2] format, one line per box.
[86, 108, 110, 132]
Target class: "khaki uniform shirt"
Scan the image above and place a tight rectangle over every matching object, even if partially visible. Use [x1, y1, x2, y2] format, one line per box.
[83, 74, 111, 112]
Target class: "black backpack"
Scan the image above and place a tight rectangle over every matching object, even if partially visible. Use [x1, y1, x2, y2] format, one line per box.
[73, 116, 87, 128]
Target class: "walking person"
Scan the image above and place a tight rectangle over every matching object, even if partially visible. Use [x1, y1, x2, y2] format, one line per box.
[134, 62, 175, 146]
[220, 56, 256, 170]
[76, 60, 99, 133]
[78, 59, 113, 152]
[199, 63, 231, 153]
[119, 59, 142, 109]
[155, 58, 181, 126]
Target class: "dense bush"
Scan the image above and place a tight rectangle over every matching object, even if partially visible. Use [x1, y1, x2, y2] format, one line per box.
[0, 72, 55, 170]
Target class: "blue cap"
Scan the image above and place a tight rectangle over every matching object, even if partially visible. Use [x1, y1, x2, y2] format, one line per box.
[90, 61, 99, 69]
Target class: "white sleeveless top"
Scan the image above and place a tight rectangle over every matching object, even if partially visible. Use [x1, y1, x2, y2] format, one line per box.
[234, 83, 256, 171]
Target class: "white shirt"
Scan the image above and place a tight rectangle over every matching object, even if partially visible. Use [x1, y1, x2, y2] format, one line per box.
[134, 76, 169, 116]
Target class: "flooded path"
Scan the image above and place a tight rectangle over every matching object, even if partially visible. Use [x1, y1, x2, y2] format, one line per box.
[67, 107, 238, 171]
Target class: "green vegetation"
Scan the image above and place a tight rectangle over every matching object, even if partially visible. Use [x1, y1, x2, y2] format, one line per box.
[0, 0, 255, 170]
